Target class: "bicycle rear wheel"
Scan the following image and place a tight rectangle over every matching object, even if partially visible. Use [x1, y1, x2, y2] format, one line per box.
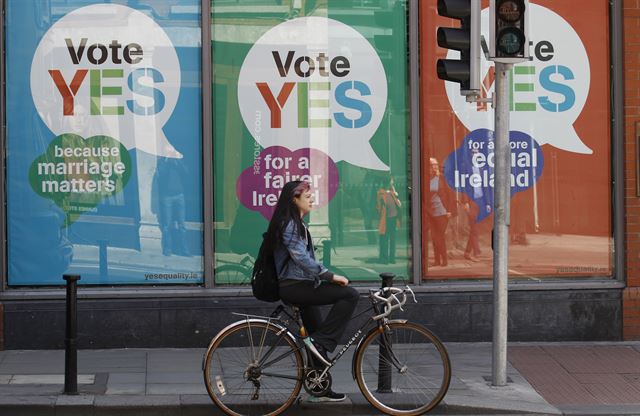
[203, 320, 304, 416]
[354, 321, 451, 415]
[214, 264, 251, 285]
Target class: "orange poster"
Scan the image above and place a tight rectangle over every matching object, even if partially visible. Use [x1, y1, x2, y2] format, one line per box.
[421, 1, 612, 279]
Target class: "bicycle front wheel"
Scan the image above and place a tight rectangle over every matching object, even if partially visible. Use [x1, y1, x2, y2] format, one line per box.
[203, 321, 304, 416]
[354, 321, 451, 415]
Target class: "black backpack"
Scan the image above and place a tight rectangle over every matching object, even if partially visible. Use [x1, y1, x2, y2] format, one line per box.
[251, 234, 280, 302]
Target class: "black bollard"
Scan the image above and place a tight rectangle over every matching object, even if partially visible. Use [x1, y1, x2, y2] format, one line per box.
[63, 274, 80, 395]
[380, 272, 395, 289]
[377, 272, 395, 393]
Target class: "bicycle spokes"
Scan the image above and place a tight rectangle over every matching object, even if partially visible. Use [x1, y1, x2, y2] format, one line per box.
[204, 321, 303, 416]
[355, 322, 451, 415]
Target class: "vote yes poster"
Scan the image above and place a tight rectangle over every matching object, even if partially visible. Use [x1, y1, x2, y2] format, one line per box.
[6, 1, 203, 285]
[422, 0, 612, 279]
[212, 1, 411, 283]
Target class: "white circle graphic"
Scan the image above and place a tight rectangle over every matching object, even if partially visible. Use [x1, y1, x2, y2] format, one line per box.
[444, 4, 591, 154]
[30, 3, 182, 158]
[238, 17, 388, 170]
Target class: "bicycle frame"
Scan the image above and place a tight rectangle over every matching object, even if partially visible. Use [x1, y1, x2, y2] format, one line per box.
[244, 296, 399, 382]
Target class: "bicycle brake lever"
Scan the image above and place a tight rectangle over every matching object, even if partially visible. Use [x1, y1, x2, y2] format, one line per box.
[406, 286, 417, 303]
[391, 293, 404, 312]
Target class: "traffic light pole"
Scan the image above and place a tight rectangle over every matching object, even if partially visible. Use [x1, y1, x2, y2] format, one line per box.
[492, 62, 512, 387]
[437, 0, 528, 388]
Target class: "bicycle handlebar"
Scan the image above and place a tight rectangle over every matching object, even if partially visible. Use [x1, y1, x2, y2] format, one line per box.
[370, 286, 417, 320]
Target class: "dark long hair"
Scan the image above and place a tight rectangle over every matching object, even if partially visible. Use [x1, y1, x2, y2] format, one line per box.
[264, 181, 310, 251]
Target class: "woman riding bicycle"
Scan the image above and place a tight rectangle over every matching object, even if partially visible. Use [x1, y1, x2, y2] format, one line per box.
[264, 180, 359, 402]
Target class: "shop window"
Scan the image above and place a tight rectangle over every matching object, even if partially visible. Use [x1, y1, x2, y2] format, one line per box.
[421, 0, 613, 280]
[211, 0, 412, 284]
[5, 0, 204, 285]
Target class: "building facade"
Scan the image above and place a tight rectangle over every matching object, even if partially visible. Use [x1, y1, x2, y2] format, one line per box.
[0, 0, 633, 349]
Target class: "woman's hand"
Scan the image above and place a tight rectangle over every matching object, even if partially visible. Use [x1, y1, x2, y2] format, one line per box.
[332, 275, 349, 286]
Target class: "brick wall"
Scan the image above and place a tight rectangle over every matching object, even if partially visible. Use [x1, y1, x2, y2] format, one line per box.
[624, 0, 640, 339]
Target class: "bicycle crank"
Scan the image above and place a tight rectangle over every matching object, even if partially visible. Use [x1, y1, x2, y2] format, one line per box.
[303, 369, 332, 397]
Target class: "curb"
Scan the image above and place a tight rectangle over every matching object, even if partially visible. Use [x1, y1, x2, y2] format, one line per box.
[0, 393, 553, 416]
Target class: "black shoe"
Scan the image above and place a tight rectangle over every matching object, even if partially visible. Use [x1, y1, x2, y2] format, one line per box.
[309, 390, 346, 402]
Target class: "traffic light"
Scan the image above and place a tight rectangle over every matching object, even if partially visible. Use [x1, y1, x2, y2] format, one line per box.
[436, 0, 481, 95]
[489, 0, 529, 63]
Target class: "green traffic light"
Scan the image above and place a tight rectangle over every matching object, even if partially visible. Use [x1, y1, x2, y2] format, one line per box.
[497, 27, 524, 56]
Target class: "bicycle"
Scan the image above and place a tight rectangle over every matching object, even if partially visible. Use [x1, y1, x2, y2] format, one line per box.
[202, 283, 451, 415]
[214, 255, 254, 285]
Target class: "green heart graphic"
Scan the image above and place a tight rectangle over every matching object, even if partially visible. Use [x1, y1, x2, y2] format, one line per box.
[29, 133, 132, 227]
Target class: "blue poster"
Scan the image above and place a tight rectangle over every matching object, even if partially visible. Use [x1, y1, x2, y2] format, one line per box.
[6, 0, 203, 285]
[443, 129, 545, 222]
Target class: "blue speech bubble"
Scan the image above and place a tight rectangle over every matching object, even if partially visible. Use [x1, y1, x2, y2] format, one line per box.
[443, 129, 544, 222]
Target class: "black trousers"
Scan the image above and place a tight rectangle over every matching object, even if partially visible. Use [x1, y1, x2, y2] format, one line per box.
[379, 217, 397, 263]
[279, 280, 359, 352]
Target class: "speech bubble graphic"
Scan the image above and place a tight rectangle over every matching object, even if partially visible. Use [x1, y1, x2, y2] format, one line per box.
[238, 17, 388, 170]
[30, 4, 181, 158]
[443, 129, 544, 222]
[237, 146, 339, 220]
[29, 133, 132, 226]
[444, 4, 591, 154]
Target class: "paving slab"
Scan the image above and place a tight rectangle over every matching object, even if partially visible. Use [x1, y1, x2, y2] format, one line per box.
[106, 372, 145, 384]
[94, 394, 181, 408]
[10, 374, 95, 385]
[146, 371, 202, 384]
[55, 395, 95, 406]
[147, 350, 203, 373]
[559, 404, 640, 415]
[147, 383, 207, 395]
[106, 383, 146, 395]
[0, 351, 65, 375]
[0, 384, 63, 395]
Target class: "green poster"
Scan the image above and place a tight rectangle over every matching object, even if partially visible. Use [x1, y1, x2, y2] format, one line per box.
[212, 0, 410, 284]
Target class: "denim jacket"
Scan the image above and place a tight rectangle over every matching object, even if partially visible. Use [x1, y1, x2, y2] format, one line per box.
[274, 220, 333, 287]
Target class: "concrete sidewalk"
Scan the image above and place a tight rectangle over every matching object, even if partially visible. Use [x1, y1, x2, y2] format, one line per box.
[0, 343, 638, 415]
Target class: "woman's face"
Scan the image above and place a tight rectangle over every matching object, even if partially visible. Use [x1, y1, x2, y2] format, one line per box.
[294, 189, 314, 216]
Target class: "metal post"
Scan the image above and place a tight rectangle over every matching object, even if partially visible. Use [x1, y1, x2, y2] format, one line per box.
[63, 274, 80, 395]
[492, 62, 512, 387]
[377, 272, 395, 392]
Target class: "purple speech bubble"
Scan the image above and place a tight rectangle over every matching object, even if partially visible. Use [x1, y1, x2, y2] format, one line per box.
[236, 146, 340, 220]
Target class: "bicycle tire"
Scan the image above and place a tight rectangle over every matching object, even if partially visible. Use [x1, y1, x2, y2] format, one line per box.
[354, 321, 451, 415]
[203, 320, 304, 416]
[214, 264, 251, 285]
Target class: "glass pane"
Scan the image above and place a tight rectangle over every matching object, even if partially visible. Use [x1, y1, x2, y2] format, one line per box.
[212, 0, 411, 284]
[6, 0, 204, 285]
[421, 1, 612, 280]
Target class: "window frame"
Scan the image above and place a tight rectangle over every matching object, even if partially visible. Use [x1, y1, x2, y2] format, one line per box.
[0, 0, 624, 297]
